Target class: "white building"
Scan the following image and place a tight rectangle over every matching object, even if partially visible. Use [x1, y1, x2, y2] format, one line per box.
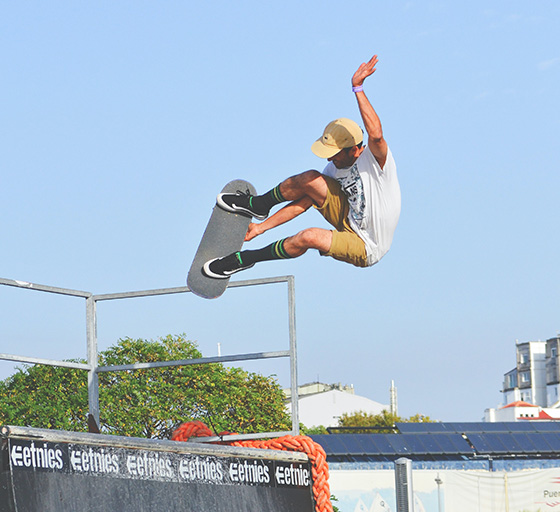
[502, 340, 547, 406]
[546, 336, 560, 406]
[485, 400, 560, 422]
[485, 336, 560, 421]
[284, 382, 389, 428]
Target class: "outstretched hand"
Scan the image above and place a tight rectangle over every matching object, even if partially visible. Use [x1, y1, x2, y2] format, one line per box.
[245, 222, 263, 242]
[352, 55, 379, 87]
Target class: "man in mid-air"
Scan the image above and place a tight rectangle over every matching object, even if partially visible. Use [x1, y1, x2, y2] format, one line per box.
[203, 55, 401, 278]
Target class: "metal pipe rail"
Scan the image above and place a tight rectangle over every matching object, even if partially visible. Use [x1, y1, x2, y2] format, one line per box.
[0, 276, 300, 439]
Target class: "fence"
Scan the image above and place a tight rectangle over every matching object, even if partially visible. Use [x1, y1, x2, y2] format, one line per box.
[0, 276, 300, 441]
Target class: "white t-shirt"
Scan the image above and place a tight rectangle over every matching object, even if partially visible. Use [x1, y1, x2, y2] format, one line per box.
[322, 145, 401, 266]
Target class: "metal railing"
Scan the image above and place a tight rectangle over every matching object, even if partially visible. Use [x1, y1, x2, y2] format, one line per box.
[0, 276, 299, 440]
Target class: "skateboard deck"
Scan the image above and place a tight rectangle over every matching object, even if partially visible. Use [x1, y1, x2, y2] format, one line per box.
[187, 179, 257, 299]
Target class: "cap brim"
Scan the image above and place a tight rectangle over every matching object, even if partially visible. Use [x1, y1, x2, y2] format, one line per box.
[311, 139, 342, 159]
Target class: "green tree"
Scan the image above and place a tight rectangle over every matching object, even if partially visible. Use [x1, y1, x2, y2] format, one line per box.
[0, 358, 88, 432]
[0, 334, 290, 439]
[300, 424, 329, 435]
[338, 409, 434, 433]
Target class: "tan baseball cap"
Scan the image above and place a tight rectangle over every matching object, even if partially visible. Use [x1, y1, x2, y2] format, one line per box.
[311, 118, 363, 158]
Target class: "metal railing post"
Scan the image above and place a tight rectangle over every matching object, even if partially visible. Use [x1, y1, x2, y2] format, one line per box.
[287, 275, 299, 435]
[86, 295, 100, 428]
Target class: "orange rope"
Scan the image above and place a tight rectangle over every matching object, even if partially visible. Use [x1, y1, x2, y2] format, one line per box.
[172, 422, 333, 512]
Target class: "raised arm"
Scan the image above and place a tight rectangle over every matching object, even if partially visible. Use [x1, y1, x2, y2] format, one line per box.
[352, 55, 388, 168]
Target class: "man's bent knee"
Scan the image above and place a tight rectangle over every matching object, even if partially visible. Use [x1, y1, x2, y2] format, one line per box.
[285, 170, 323, 191]
[294, 228, 332, 253]
[280, 170, 328, 205]
[289, 171, 328, 206]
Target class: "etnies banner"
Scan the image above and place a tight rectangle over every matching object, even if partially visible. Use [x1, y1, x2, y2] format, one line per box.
[2, 439, 315, 512]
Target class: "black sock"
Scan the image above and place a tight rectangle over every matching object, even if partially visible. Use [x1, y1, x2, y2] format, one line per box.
[250, 185, 286, 215]
[239, 239, 293, 265]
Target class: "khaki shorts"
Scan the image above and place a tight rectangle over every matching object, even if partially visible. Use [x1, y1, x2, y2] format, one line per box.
[315, 176, 368, 267]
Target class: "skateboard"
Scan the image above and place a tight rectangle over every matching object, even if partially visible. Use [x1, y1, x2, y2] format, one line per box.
[187, 179, 257, 299]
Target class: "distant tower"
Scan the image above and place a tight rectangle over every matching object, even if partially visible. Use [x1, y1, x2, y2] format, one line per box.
[390, 380, 398, 416]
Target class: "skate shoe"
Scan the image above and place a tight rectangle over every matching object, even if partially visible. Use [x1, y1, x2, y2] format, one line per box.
[202, 252, 255, 279]
[217, 191, 268, 220]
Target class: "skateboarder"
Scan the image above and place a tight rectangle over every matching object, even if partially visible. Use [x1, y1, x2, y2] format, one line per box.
[203, 55, 401, 279]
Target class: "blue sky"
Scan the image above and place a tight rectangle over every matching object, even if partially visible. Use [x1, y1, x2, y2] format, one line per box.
[1, 1, 559, 423]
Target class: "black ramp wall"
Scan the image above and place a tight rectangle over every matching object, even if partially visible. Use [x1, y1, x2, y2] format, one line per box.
[1, 426, 315, 512]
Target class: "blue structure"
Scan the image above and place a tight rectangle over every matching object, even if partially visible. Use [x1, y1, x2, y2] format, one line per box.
[311, 421, 560, 471]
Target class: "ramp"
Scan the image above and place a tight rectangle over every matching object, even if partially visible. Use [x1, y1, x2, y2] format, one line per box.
[1, 426, 315, 512]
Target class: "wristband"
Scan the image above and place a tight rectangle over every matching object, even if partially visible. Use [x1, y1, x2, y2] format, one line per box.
[352, 85, 363, 93]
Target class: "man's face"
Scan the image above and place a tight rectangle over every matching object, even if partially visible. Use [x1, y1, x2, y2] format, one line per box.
[328, 146, 360, 169]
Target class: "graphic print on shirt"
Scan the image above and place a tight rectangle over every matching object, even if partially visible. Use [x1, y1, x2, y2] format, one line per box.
[337, 164, 365, 226]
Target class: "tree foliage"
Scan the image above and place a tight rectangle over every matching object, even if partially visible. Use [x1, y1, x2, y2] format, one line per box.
[0, 334, 290, 439]
[301, 425, 329, 435]
[0, 358, 88, 432]
[337, 409, 434, 433]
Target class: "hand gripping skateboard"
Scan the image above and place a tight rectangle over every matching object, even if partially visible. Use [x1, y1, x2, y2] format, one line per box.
[187, 179, 257, 299]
